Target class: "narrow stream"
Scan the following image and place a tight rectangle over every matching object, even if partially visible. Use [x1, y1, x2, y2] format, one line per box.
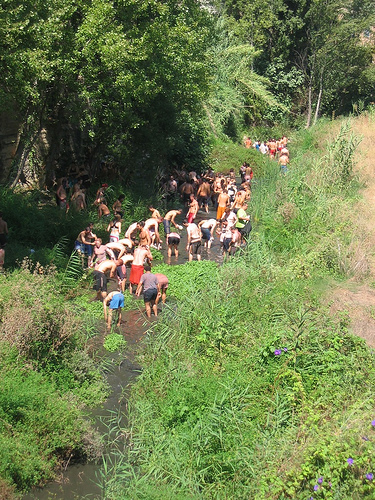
[23, 202, 226, 499]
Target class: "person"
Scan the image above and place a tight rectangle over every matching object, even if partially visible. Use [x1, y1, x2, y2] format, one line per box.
[113, 194, 125, 218]
[259, 141, 268, 155]
[229, 227, 242, 256]
[70, 183, 86, 211]
[91, 238, 107, 267]
[93, 259, 119, 300]
[56, 178, 68, 210]
[105, 241, 126, 261]
[278, 153, 289, 174]
[186, 194, 199, 224]
[165, 175, 178, 202]
[125, 222, 138, 241]
[179, 180, 194, 205]
[94, 184, 108, 206]
[0, 212, 8, 271]
[136, 265, 160, 318]
[129, 245, 153, 294]
[107, 215, 122, 243]
[103, 291, 125, 329]
[116, 253, 134, 292]
[137, 221, 151, 247]
[196, 180, 211, 213]
[148, 206, 161, 219]
[144, 217, 163, 249]
[216, 189, 230, 221]
[167, 231, 181, 259]
[235, 202, 252, 243]
[185, 221, 202, 262]
[118, 237, 133, 249]
[198, 219, 217, 249]
[75, 227, 95, 267]
[98, 201, 110, 219]
[154, 273, 169, 305]
[221, 221, 233, 256]
[163, 209, 183, 235]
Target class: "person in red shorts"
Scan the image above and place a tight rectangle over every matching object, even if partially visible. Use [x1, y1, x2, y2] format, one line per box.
[129, 245, 153, 294]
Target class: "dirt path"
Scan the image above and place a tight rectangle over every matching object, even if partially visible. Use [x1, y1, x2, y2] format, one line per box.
[328, 113, 375, 347]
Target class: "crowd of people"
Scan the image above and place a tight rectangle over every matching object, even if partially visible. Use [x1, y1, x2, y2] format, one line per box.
[71, 159, 264, 326]
[242, 135, 290, 173]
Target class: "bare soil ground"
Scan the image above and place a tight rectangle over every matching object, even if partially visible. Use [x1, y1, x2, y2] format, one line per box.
[328, 113, 375, 347]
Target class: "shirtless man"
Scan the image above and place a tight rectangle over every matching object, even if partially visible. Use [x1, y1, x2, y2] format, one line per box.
[154, 273, 169, 305]
[105, 242, 126, 261]
[278, 154, 289, 175]
[129, 245, 153, 294]
[103, 291, 125, 329]
[113, 194, 125, 218]
[163, 209, 183, 235]
[185, 222, 202, 262]
[268, 139, 277, 159]
[166, 232, 180, 259]
[116, 253, 134, 292]
[148, 206, 161, 219]
[75, 227, 96, 267]
[198, 219, 217, 249]
[180, 181, 194, 205]
[98, 201, 110, 219]
[216, 190, 230, 221]
[125, 222, 138, 241]
[93, 259, 119, 300]
[0, 212, 8, 271]
[187, 194, 199, 224]
[118, 237, 133, 249]
[144, 217, 163, 249]
[138, 221, 151, 247]
[197, 180, 211, 213]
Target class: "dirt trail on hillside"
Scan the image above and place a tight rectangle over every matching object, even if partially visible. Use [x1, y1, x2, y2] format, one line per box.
[328, 114, 375, 347]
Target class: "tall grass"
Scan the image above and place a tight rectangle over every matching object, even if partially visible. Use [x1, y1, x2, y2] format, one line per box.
[98, 118, 375, 499]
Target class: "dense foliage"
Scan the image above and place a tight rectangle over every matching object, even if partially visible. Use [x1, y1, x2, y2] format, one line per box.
[1, 0, 374, 184]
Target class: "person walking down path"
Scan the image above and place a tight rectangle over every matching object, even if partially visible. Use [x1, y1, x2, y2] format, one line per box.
[0, 212, 8, 271]
[103, 291, 125, 329]
[135, 265, 160, 318]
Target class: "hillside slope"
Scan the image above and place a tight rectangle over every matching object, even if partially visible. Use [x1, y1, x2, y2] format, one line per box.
[329, 113, 375, 347]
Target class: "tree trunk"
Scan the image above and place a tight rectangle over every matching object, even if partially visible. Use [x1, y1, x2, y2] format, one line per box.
[9, 126, 41, 189]
[313, 75, 323, 126]
[306, 83, 312, 129]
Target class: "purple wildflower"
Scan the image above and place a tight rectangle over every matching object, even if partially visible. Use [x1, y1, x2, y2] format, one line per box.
[347, 458, 354, 466]
[371, 420, 375, 427]
[313, 485, 319, 491]
[329, 482, 332, 488]
[283, 347, 288, 352]
[274, 349, 282, 356]
[362, 436, 369, 441]
[317, 476, 323, 484]
[366, 473, 373, 481]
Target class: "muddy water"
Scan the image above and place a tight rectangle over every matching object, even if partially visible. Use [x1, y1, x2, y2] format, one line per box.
[23, 203, 227, 499]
